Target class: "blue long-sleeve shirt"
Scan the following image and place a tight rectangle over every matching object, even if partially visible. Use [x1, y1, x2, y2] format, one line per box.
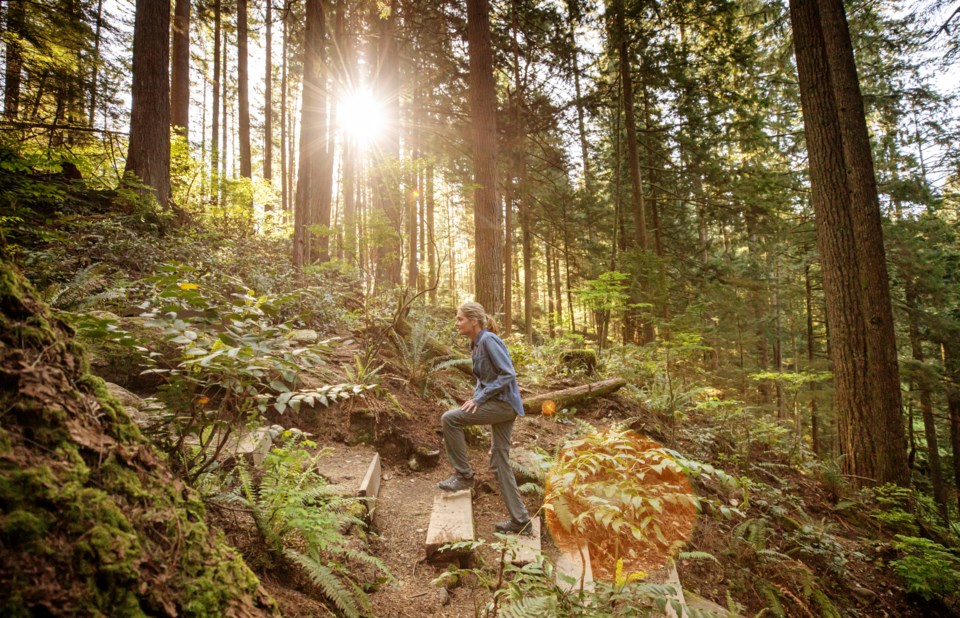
[471, 329, 524, 416]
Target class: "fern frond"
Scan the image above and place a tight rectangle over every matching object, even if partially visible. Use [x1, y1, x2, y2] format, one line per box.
[329, 546, 393, 580]
[502, 594, 557, 618]
[45, 263, 113, 309]
[431, 357, 472, 373]
[678, 550, 721, 565]
[757, 581, 786, 618]
[509, 458, 543, 483]
[518, 482, 544, 496]
[285, 549, 361, 618]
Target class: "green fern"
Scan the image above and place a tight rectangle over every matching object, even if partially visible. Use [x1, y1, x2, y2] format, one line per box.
[678, 550, 721, 565]
[286, 548, 361, 618]
[501, 594, 558, 618]
[757, 581, 786, 617]
[223, 435, 391, 615]
[44, 262, 123, 309]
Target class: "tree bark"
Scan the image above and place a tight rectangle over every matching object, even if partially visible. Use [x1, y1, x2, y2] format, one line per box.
[125, 0, 171, 209]
[944, 339, 960, 514]
[280, 3, 288, 216]
[3, 0, 24, 119]
[263, 0, 273, 186]
[467, 0, 502, 315]
[171, 0, 191, 138]
[789, 0, 908, 486]
[906, 285, 949, 523]
[615, 0, 647, 253]
[88, 0, 105, 127]
[237, 0, 252, 182]
[294, 0, 326, 266]
[372, 1, 402, 287]
[211, 0, 221, 204]
[427, 163, 437, 302]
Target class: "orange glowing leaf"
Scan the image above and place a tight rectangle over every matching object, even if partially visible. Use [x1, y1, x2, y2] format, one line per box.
[542, 400, 556, 416]
[196, 396, 210, 406]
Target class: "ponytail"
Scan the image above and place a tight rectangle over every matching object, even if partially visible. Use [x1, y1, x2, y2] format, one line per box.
[458, 301, 499, 335]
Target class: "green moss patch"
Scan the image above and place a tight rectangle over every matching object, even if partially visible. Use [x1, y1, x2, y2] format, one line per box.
[0, 261, 278, 616]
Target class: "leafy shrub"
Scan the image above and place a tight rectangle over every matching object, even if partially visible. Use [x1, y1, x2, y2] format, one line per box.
[103, 264, 370, 478]
[890, 535, 960, 601]
[543, 428, 700, 580]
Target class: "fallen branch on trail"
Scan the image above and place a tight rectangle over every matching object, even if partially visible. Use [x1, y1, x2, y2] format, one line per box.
[521, 378, 628, 414]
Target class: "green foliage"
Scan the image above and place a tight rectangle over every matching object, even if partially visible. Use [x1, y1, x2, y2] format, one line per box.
[42, 262, 125, 310]
[391, 307, 465, 396]
[890, 535, 960, 601]
[82, 264, 369, 477]
[544, 429, 700, 574]
[868, 484, 920, 536]
[217, 432, 390, 617]
[434, 539, 704, 617]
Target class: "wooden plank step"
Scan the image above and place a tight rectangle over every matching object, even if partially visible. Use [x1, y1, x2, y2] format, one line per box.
[555, 543, 594, 593]
[425, 489, 474, 560]
[662, 562, 687, 618]
[357, 453, 381, 518]
[505, 518, 541, 565]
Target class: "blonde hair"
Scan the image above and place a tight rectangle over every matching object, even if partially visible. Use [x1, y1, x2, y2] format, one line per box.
[458, 301, 499, 335]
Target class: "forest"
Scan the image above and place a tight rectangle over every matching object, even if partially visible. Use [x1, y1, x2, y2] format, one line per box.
[1, 0, 960, 615]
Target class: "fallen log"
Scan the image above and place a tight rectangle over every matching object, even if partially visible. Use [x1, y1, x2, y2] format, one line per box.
[522, 378, 627, 414]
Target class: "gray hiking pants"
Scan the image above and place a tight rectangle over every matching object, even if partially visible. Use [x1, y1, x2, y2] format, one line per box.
[441, 399, 530, 525]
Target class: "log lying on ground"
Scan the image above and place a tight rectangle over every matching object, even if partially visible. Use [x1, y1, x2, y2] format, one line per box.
[522, 378, 627, 414]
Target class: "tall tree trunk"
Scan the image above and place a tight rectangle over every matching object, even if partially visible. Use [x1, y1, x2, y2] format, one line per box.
[614, 0, 652, 344]
[503, 182, 514, 335]
[341, 0, 356, 262]
[263, 0, 273, 187]
[373, 1, 402, 287]
[805, 263, 820, 458]
[943, 340, 960, 514]
[427, 163, 437, 302]
[3, 0, 24, 119]
[906, 285, 949, 523]
[819, 0, 907, 481]
[88, 0, 104, 127]
[280, 3, 288, 216]
[407, 75, 420, 290]
[171, 0, 191, 138]
[467, 0, 502, 315]
[125, 0, 171, 209]
[221, 29, 229, 191]
[615, 1, 647, 253]
[566, 0, 591, 206]
[211, 0, 221, 204]
[294, 0, 325, 266]
[546, 242, 555, 337]
[789, 0, 908, 486]
[237, 0, 252, 182]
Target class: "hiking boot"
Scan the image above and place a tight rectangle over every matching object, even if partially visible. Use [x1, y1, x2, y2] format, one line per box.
[438, 473, 475, 492]
[494, 519, 533, 536]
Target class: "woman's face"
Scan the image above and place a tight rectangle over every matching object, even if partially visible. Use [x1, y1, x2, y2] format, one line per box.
[456, 311, 478, 337]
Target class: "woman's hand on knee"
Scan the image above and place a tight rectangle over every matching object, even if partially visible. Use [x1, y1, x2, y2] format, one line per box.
[461, 399, 478, 413]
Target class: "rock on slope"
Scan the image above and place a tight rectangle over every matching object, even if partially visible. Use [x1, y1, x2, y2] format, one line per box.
[0, 260, 277, 617]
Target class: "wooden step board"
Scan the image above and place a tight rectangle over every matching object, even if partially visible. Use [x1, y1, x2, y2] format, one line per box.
[357, 453, 381, 518]
[505, 518, 541, 565]
[648, 562, 687, 618]
[555, 543, 594, 593]
[425, 489, 474, 560]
